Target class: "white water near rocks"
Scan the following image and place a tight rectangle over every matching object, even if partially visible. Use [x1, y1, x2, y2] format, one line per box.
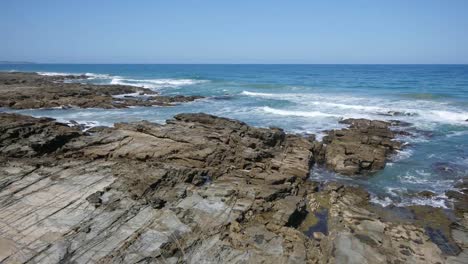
[2, 64, 467, 208]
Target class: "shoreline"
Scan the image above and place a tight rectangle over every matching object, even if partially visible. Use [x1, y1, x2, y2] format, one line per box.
[0, 72, 203, 109]
[0, 112, 466, 263]
[0, 70, 466, 262]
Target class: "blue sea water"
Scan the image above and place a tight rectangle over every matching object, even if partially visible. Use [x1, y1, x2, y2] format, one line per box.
[1, 64, 467, 208]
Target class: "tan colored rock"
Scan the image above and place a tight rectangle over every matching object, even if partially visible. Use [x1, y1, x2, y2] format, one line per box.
[0, 113, 466, 263]
[320, 118, 402, 175]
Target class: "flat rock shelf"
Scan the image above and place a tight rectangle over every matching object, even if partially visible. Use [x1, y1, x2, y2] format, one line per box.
[0, 72, 203, 109]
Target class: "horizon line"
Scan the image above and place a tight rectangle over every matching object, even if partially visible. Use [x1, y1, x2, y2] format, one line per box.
[1, 62, 468, 65]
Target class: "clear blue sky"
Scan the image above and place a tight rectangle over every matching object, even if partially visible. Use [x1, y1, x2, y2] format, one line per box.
[1, 0, 467, 64]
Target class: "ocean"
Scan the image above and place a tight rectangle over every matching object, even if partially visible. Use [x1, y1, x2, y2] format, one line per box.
[1, 64, 467, 208]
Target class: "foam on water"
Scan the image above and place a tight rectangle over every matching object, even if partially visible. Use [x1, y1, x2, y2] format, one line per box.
[37, 71, 208, 90]
[260, 106, 339, 118]
[38, 71, 75, 76]
[390, 149, 414, 162]
[370, 194, 449, 208]
[110, 77, 208, 90]
[38, 71, 111, 78]
[242, 90, 468, 128]
[1, 64, 467, 209]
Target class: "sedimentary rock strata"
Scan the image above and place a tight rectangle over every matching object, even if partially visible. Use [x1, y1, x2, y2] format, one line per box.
[317, 118, 402, 175]
[0, 72, 202, 109]
[0, 113, 466, 263]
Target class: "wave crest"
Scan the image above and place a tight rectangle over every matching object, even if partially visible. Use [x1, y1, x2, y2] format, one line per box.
[260, 106, 338, 118]
[110, 77, 208, 90]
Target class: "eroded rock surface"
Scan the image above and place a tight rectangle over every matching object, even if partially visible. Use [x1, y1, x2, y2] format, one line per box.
[0, 113, 466, 263]
[317, 118, 402, 175]
[0, 72, 202, 109]
[302, 183, 468, 264]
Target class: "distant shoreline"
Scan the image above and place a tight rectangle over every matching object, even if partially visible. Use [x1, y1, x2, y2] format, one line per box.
[0, 61, 36, 64]
[1, 62, 467, 65]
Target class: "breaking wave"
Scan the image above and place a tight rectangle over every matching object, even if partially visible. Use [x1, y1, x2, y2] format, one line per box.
[260, 106, 339, 118]
[110, 77, 208, 90]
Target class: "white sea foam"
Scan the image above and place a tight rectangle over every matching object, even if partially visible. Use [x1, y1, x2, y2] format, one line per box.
[390, 149, 414, 162]
[37, 71, 111, 79]
[417, 110, 468, 125]
[242, 90, 468, 127]
[110, 77, 208, 90]
[446, 130, 468, 138]
[84, 73, 112, 79]
[370, 191, 449, 208]
[309, 101, 383, 111]
[260, 106, 339, 118]
[397, 195, 449, 208]
[370, 195, 394, 207]
[64, 120, 102, 131]
[241, 91, 276, 97]
[37, 71, 75, 76]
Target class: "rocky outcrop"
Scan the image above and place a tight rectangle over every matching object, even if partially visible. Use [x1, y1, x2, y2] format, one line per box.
[0, 72, 202, 109]
[0, 113, 466, 263]
[0, 113, 81, 157]
[0, 113, 315, 263]
[302, 183, 468, 264]
[316, 118, 402, 175]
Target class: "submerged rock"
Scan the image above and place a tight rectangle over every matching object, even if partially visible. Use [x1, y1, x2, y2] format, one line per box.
[378, 110, 418, 117]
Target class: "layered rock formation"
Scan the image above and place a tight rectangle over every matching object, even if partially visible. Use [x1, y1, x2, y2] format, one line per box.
[0, 72, 202, 109]
[0, 113, 466, 263]
[316, 118, 402, 175]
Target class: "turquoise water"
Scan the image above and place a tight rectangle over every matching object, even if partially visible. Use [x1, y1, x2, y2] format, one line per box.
[1, 64, 467, 207]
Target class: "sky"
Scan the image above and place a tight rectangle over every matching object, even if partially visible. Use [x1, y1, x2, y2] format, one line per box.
[1, 0, 467, 64]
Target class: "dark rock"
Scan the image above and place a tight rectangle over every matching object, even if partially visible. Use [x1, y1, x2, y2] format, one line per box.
[425, 227, 461, 256]
[86, 191, 103, 206]
[150, 197, 166, 209]
[192, 174, 210, 186]
[0, 72, 203, 109]
[388, 120, 413, 127]
[0, 113, 81, 157]
[378, 111, 418, 117]
[431, 162, 466, 177]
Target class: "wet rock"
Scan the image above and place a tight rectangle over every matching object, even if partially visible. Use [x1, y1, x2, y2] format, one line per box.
[0, 113, 466, 263]
[431, 162, 466, 177]
[86, 191, 103, 206]
[425, 227, 461, 256]
[149, 197, 167, 209]
[418, 190, 437, 198]
[389, 119, 413, 127]
[0, 113, 315, 263]
[310, 183, 462, 264]
[446, 189, 468, 217]
[378, 110, 418, 117]
[0, 72, 203, 109]
[0, 113, 81, 157]
[320, 118, 402, 175]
